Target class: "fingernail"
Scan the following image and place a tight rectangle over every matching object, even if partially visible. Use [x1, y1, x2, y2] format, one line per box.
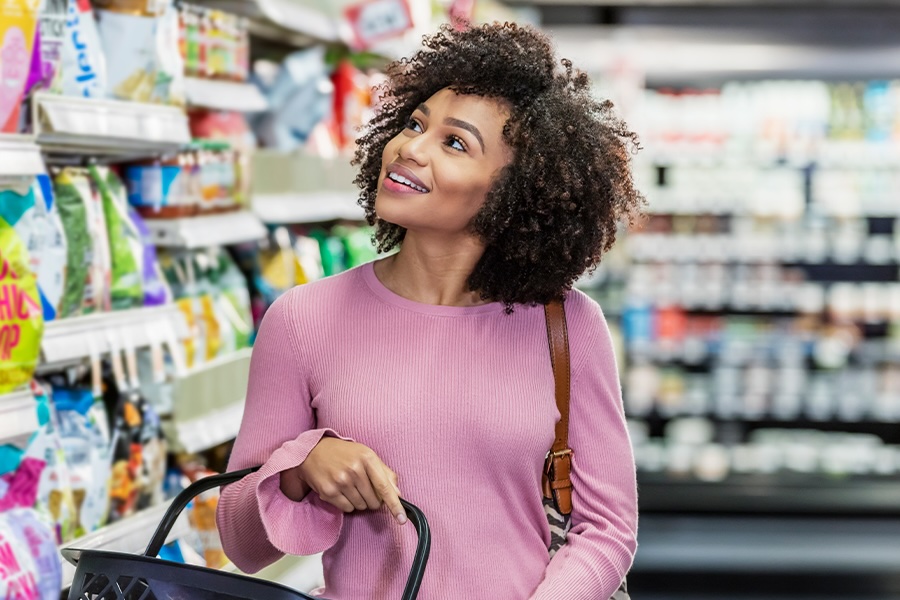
[397, 513, 408, 525]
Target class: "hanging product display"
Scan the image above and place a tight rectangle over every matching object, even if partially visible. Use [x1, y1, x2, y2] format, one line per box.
[61, 0, 107, 98]
[25, 0, 67, 98]
[90, 165, 145, 310]
[0, 0, 40, 132]
[0, 179, 44, 395]
[94, 0, 185, 105]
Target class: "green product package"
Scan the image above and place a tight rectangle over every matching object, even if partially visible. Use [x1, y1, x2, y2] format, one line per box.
[89, 165, 144, 310]
[335, 225, 378, 268]
[309, 229, 347, 277]
[0, 178, 45, 394]
[52, 170, 92, 318]
[210, 249, 253, 350]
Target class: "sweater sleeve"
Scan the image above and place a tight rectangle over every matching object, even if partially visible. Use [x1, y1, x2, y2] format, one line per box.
[529, 300, 638, 599]
[215, 292, 351, 574]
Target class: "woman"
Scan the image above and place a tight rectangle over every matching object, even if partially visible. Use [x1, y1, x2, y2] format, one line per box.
[217, 21, 643, 599]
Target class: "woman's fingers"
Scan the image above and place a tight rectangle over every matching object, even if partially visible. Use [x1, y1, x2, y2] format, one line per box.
[299, 438, 405, 521]
[342, 484, 370, 511]
[365, 461, 407, 525]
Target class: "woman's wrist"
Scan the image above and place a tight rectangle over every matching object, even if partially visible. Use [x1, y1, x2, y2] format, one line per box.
[279, 466, 311, 502]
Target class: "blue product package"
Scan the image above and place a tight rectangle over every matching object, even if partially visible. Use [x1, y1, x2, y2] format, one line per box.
[124, 164, 183, 211]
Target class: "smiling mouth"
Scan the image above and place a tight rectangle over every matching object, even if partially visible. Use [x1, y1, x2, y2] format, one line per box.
[386, 171, 429, 193]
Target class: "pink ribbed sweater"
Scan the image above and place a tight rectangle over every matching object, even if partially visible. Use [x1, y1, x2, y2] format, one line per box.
[216, 261, 637, 599]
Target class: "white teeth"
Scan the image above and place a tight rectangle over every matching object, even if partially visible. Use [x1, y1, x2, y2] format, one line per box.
[388, 172, 427, 193]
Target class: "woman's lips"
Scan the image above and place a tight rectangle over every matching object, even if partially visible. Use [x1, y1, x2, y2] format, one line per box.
[383, 175, 427, 194]
[386, 163, 429, 191]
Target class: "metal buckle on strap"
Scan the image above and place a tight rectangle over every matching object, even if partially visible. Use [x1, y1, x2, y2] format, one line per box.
[548, 449, 572, 458]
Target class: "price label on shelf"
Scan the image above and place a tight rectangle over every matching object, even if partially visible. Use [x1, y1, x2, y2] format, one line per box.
[343, 0, 413, 50]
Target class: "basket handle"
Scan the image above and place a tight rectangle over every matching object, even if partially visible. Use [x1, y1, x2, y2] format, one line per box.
[144, 466, 431, 600]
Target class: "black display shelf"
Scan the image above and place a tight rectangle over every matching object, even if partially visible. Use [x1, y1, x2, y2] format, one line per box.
[638, 472, 900, 516]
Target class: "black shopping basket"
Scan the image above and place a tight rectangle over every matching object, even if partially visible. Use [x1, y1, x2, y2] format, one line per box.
[62, 466, 431, 600]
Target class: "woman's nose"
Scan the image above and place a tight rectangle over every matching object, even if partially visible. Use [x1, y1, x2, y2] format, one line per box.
[397, 132, 428, 165]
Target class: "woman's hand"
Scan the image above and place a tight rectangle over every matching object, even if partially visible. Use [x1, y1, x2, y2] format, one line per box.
[280, 437, 408, 525]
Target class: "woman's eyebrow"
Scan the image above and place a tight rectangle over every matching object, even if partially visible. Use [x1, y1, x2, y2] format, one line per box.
[416, 103, 430, 116]
[444, 117, 485, 152]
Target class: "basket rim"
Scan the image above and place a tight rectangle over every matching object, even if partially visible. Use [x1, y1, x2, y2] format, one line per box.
[62, 547, 316, 599]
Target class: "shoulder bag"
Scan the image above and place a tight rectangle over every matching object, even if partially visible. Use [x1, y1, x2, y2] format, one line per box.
[542, 300, 630, 599]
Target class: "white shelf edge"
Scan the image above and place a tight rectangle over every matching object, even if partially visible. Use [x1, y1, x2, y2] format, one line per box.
[33, 92, 190, 157]
[175, 399, 246, 454]
[253, 192, 364, 224]
[185, 347, 253, 377]
[0, 389, 39, 445]
[256, 0, 340, 43]
[40, 304, 189, 367]
[0, 135, 46, 177]
[185, 77, 268, 113]
[144, 211, 268, 248]
[60, 498, 192, 589]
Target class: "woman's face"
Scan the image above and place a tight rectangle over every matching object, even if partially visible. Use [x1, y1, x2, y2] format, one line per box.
[375, 88, 512, 237]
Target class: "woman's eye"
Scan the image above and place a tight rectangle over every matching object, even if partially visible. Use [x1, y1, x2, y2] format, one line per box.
[406, 118, 423, 133]
[446, 136, 466, 152]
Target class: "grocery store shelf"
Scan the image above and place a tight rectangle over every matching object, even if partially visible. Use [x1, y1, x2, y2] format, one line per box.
[171, 399, 246, 454]
[638, 473, 900, 515]
[0, 389, 39, 445]
[253, 192, 364, 224]
[195, 0, 340, 45]
[185, 77, 268, 112]
[0, 135, 45, 176]
[552, 26, 900, 82]
[40, 305, 189, 370]
[144, 211, 267, 248]
[33, 93, 190, 159]
[164, 348, 252, 453]
[635, 514, 900, 574]
[60, 498, 192, 589]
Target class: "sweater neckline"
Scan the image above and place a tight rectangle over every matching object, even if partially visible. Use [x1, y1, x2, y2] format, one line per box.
[360, 260, 505, 317]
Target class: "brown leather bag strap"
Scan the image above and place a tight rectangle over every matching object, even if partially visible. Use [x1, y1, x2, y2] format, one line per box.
[543, 299, 573, 515]
[544, 300, 571, 454]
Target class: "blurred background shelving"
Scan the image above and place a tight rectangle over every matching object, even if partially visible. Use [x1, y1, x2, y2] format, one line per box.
[521, 1, 900, 598]
[0, 0, 898, 597]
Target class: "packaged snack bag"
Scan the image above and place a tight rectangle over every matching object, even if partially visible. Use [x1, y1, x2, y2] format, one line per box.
[14, 175, 67, 321]
[89, 165, 144, 310]
[0, 0, 39, 132]
[181, 463, 226, 568]
[107, 392, 142, 523]
[159, 251, 205, 366]
[25, 0, 67, 96]
[53, 168, 111, 314]
[23, 382, 77, 544]
[62, 0, 107, 98]
[0, 179, 44, 394]
[128, 208, 171, 306]
[95, 0, 185, 105]
[53, 386, 111, 536]
[211, 249, 252, 350]
[135, 394, 165, 510]
[0, 515, 39, 598]
[4, 508, 62, 599]
[52, 168, 91, 318]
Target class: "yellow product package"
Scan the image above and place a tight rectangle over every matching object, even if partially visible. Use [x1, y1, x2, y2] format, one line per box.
[0, 0, 39, 133]
[0, 179, 44, 394]
[95, 0, 185, 105]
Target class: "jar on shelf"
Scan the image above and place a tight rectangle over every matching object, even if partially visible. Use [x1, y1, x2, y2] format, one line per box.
[124, 154, 196, 218]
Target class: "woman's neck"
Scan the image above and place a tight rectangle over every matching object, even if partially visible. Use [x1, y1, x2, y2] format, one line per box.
[372, 234, 488, 307]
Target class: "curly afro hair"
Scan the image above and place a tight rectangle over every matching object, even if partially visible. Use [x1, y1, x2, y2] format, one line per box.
[352, 21, 644, 309]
